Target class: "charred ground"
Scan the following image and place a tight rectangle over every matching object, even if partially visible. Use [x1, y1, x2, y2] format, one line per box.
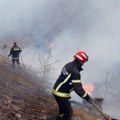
[0, 55, 56, 120]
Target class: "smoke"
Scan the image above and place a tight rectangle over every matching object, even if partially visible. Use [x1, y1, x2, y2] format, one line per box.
[0, 0, 120, 119]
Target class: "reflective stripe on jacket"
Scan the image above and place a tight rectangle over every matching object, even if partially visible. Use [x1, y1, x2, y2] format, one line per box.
[52, 59, 88, 99]
[9, 46, 21, 58]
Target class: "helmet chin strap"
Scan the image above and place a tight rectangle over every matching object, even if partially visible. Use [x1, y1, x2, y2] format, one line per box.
[73, 59, 83, 71]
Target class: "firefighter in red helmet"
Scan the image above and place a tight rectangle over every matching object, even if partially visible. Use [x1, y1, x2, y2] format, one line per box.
[52, 51, 93, 120]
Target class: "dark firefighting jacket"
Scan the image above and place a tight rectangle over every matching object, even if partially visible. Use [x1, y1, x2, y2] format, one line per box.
[9, 46, 21, 59]
[52, 59, 90, 100]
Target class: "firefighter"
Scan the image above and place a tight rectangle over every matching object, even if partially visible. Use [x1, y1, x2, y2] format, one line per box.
[52, 51, 93, 120]
[8, 42, 22, 68]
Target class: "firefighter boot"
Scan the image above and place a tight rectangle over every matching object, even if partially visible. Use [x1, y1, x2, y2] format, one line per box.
[56, 113, 72, 120]
[56, 114, 65, 120]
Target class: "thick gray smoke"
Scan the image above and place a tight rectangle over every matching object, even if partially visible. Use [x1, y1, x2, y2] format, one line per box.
[0, 0, 120, 119]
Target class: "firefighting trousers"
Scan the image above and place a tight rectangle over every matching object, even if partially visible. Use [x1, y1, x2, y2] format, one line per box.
[12, 58, 20, 65]
[54, 95, 73, 120]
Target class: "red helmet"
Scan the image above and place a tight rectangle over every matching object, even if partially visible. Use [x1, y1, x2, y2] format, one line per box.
[74, 51, 88, 64]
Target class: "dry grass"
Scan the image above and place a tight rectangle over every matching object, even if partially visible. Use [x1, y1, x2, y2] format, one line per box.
[0, 55, 100, 120]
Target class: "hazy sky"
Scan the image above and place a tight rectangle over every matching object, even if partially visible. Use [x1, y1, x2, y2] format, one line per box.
[1, 0, 120, 83]
[0, 0, 120, 118]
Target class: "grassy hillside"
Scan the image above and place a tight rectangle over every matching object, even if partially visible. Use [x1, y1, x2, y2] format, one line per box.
[0, 55, 101, 120]
[0, 55, 57, 120]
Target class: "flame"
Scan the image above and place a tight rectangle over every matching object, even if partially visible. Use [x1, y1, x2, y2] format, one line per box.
[83, 84, 94, 95]
[46, 41, 54, 49]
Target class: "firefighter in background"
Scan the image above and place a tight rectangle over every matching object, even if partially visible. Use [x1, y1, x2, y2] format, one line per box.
[52, 51, 93, 120]
[8, 42, 22, 68]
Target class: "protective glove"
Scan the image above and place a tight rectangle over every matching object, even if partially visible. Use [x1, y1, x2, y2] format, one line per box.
[86, 97, 94, 104]
[84, 94, 94, 104]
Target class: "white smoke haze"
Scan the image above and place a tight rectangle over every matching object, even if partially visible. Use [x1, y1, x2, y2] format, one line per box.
[0, 0, 120, 119]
